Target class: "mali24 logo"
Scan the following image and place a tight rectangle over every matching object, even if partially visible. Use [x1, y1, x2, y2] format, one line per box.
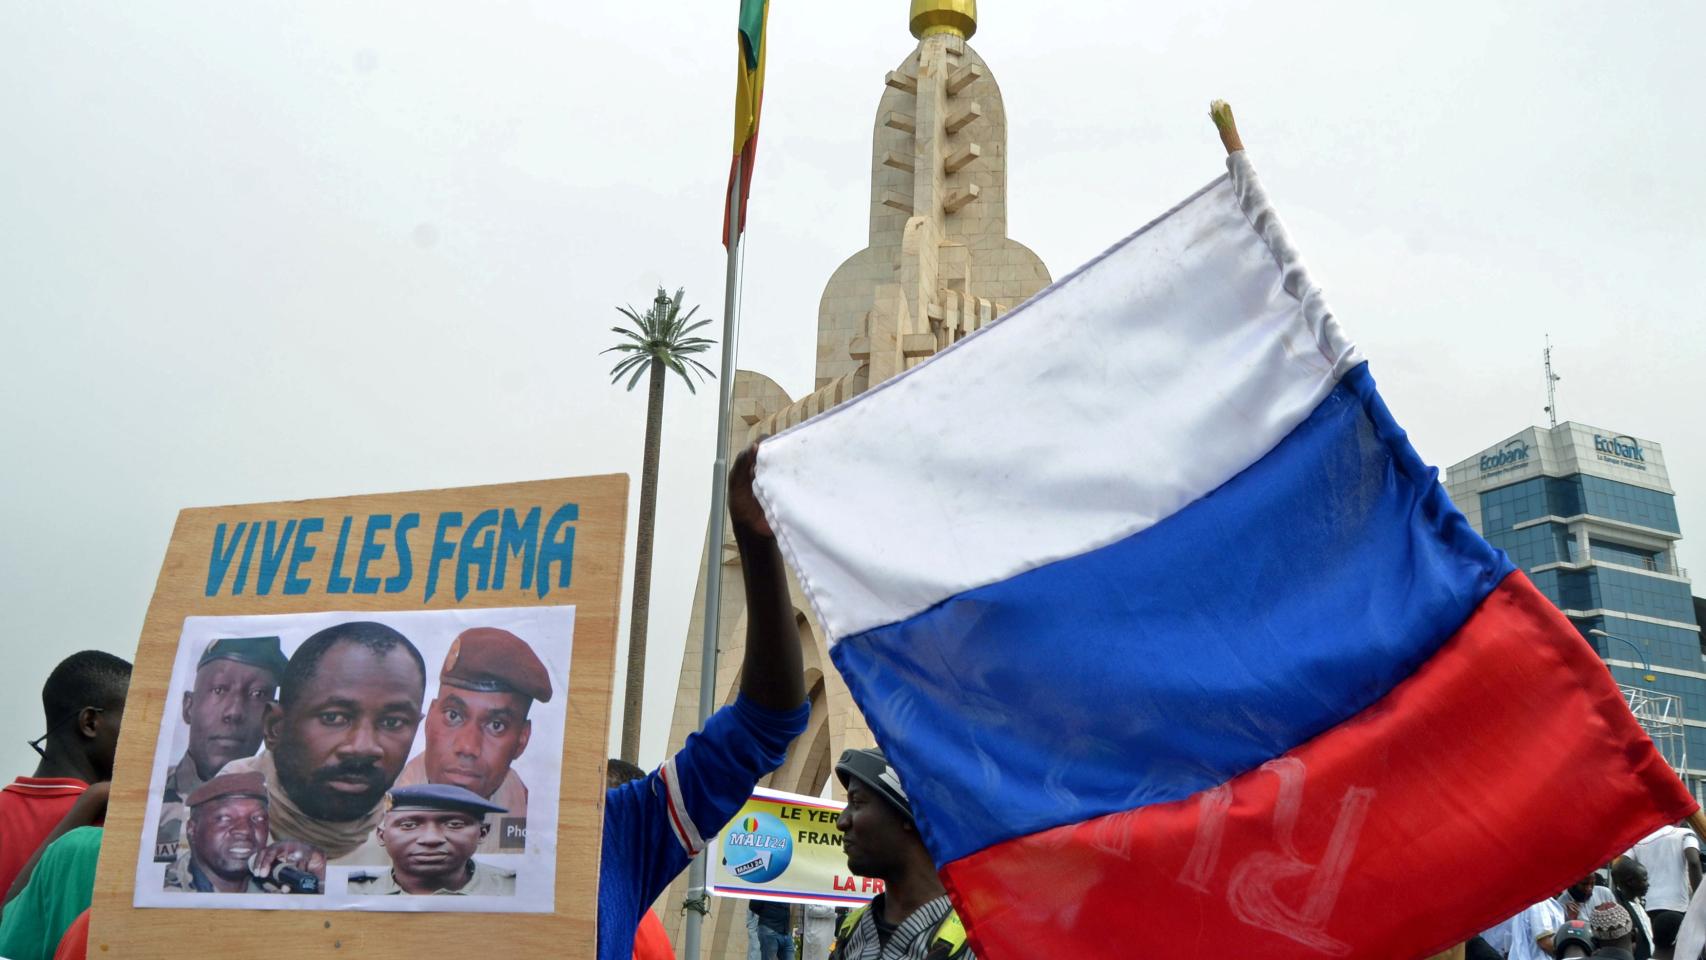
[722, 811, 794, 883]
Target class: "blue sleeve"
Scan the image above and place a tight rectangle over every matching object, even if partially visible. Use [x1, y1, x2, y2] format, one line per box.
[598, 695, 808, 960]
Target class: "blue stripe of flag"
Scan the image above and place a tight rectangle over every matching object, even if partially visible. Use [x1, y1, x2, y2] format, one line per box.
[831, 364, 1513, 865]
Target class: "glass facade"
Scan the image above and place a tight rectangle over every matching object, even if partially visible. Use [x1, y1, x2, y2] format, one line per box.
[1479, 471, 1703, 784]
[1520, 567, 1696, 623]
[1479, 475, 1681, 535]
[1488, 522, 1575, 570]
[1579, 613, 1706, 684]
[1580, 476, 1682, 533]
[1590, 538, 1664, 572]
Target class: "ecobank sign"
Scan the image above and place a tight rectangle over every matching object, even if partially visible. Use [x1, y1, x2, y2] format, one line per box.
[1479, 439, 1530, 476]
[1594, 434, 1648, 471]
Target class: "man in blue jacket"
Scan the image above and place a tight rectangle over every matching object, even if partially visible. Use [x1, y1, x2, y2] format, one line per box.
[599, 443, 809, 960]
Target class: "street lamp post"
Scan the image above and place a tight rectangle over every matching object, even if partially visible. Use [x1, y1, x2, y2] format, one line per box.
[1588, 628, 1658, 683]
[1591, 628, 1693, 796]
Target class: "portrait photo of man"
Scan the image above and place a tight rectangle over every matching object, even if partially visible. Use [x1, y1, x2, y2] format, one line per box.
[154, 636, 287, 862]
[162, 771, 326, 894]
[348, 784, 516, 896]
[218, 621, 426, 865]
[395, 627, 551, 853]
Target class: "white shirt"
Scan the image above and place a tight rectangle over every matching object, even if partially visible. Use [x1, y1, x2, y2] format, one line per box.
[1629, 824, 1701, 913]
[1479, 915, 1515, 955]
[801, 904, 835, 960]
[1675, 881, 1706, 960]
[1556, 884, 1617, 921]
[1509, 897, 1566, 960]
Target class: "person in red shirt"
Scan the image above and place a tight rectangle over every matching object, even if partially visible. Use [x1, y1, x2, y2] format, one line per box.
[0, 651, 130, 897]
[631, 907, 676, 960]
[52, 909, 88, 960]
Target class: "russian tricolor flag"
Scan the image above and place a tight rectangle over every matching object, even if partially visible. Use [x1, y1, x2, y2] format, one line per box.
[753, 153, 1697, 958]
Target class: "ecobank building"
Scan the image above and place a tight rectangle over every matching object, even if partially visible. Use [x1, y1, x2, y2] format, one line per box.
[1447, 423, 1704, 797]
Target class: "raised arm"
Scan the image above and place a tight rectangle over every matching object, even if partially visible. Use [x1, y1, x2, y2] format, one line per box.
[727, 441, 806, 712]
[599, 441, 809, 944]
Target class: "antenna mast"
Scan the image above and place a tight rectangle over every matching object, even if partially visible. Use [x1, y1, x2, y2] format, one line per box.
[1543, 335, 1562, 427]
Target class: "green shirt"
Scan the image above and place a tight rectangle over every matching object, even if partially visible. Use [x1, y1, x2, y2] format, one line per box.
[0, 826, 102, 960]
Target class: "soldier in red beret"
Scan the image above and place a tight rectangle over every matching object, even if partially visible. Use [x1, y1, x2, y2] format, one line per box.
[395, 627, 553, 853]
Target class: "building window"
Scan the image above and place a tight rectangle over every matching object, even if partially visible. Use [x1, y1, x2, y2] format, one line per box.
[1593, 568, 1695, 623]
[1580, 615, 1706, 672]
[1487, 522, 1575, 571]
[1591, 538, 1666, 573]
[1482, 476, 1681, 535]
[1577, 476, 1682, 533]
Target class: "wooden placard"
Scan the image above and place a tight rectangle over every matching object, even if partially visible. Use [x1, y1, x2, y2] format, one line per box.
[91, 474, 627, 957]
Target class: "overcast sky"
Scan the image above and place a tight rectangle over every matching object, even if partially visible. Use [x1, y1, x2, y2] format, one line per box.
[3, 1, 1702, 778]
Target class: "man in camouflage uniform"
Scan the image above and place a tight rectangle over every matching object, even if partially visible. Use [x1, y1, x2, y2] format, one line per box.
[155, 637, 286, 863]
[163, 771, 325, 894]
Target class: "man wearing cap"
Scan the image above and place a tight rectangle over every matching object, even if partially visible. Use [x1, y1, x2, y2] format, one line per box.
[394, 627, 550, 854]
[348, 784, 515, 896]
[828, 748, 972, 960]
[596, 444, 809, 960]
[156, 637, 287, 863]
[1590, 900, 1639, 959]
[163, 771, 326, 894]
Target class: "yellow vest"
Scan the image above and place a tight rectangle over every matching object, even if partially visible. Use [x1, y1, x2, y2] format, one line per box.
[836, 904, 969, 957]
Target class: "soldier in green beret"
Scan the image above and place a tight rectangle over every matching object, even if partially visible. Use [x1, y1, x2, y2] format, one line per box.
[155, 637, 287, 863]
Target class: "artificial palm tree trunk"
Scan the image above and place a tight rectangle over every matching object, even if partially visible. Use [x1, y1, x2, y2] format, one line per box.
[620, 358, 668, 764]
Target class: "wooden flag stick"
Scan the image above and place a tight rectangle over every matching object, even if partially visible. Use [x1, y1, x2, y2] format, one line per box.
[1210, 99, 1244, 155]
[1688, 807, 1706, 837]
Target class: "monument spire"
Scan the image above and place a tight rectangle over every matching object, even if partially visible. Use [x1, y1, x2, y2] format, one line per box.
[910, 0, 976, 40]
[658, 6, 1049, 951]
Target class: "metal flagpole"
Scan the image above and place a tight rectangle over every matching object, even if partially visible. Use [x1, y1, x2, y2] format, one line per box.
[681, 151, 744, 960]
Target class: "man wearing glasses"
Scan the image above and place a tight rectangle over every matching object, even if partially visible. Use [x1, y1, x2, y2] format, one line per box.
[0, 651, 131, 896]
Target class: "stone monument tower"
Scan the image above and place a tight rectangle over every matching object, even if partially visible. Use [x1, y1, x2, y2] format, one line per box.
[657, 2, 1049, 951]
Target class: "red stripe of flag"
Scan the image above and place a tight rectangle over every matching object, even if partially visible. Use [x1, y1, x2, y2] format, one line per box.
[941, 572, 1696, 959]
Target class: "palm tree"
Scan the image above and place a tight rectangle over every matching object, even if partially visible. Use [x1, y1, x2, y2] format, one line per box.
[604, 287, 716, 764]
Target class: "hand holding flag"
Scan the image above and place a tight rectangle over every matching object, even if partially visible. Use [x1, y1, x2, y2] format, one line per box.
[729, 441, 773, 539]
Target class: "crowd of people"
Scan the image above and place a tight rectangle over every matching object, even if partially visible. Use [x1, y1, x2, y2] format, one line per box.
[2, 447, 1696, 960]
[1457, 825, 1703, 960]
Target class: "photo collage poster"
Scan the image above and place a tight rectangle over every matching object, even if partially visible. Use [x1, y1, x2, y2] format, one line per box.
[131, 605, 574, 914]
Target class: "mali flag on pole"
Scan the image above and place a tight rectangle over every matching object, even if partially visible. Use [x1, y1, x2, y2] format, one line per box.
[724, 0, 768, 245]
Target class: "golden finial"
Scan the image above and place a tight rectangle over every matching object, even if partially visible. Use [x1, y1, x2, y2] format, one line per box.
[910, 0, 977, 41]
